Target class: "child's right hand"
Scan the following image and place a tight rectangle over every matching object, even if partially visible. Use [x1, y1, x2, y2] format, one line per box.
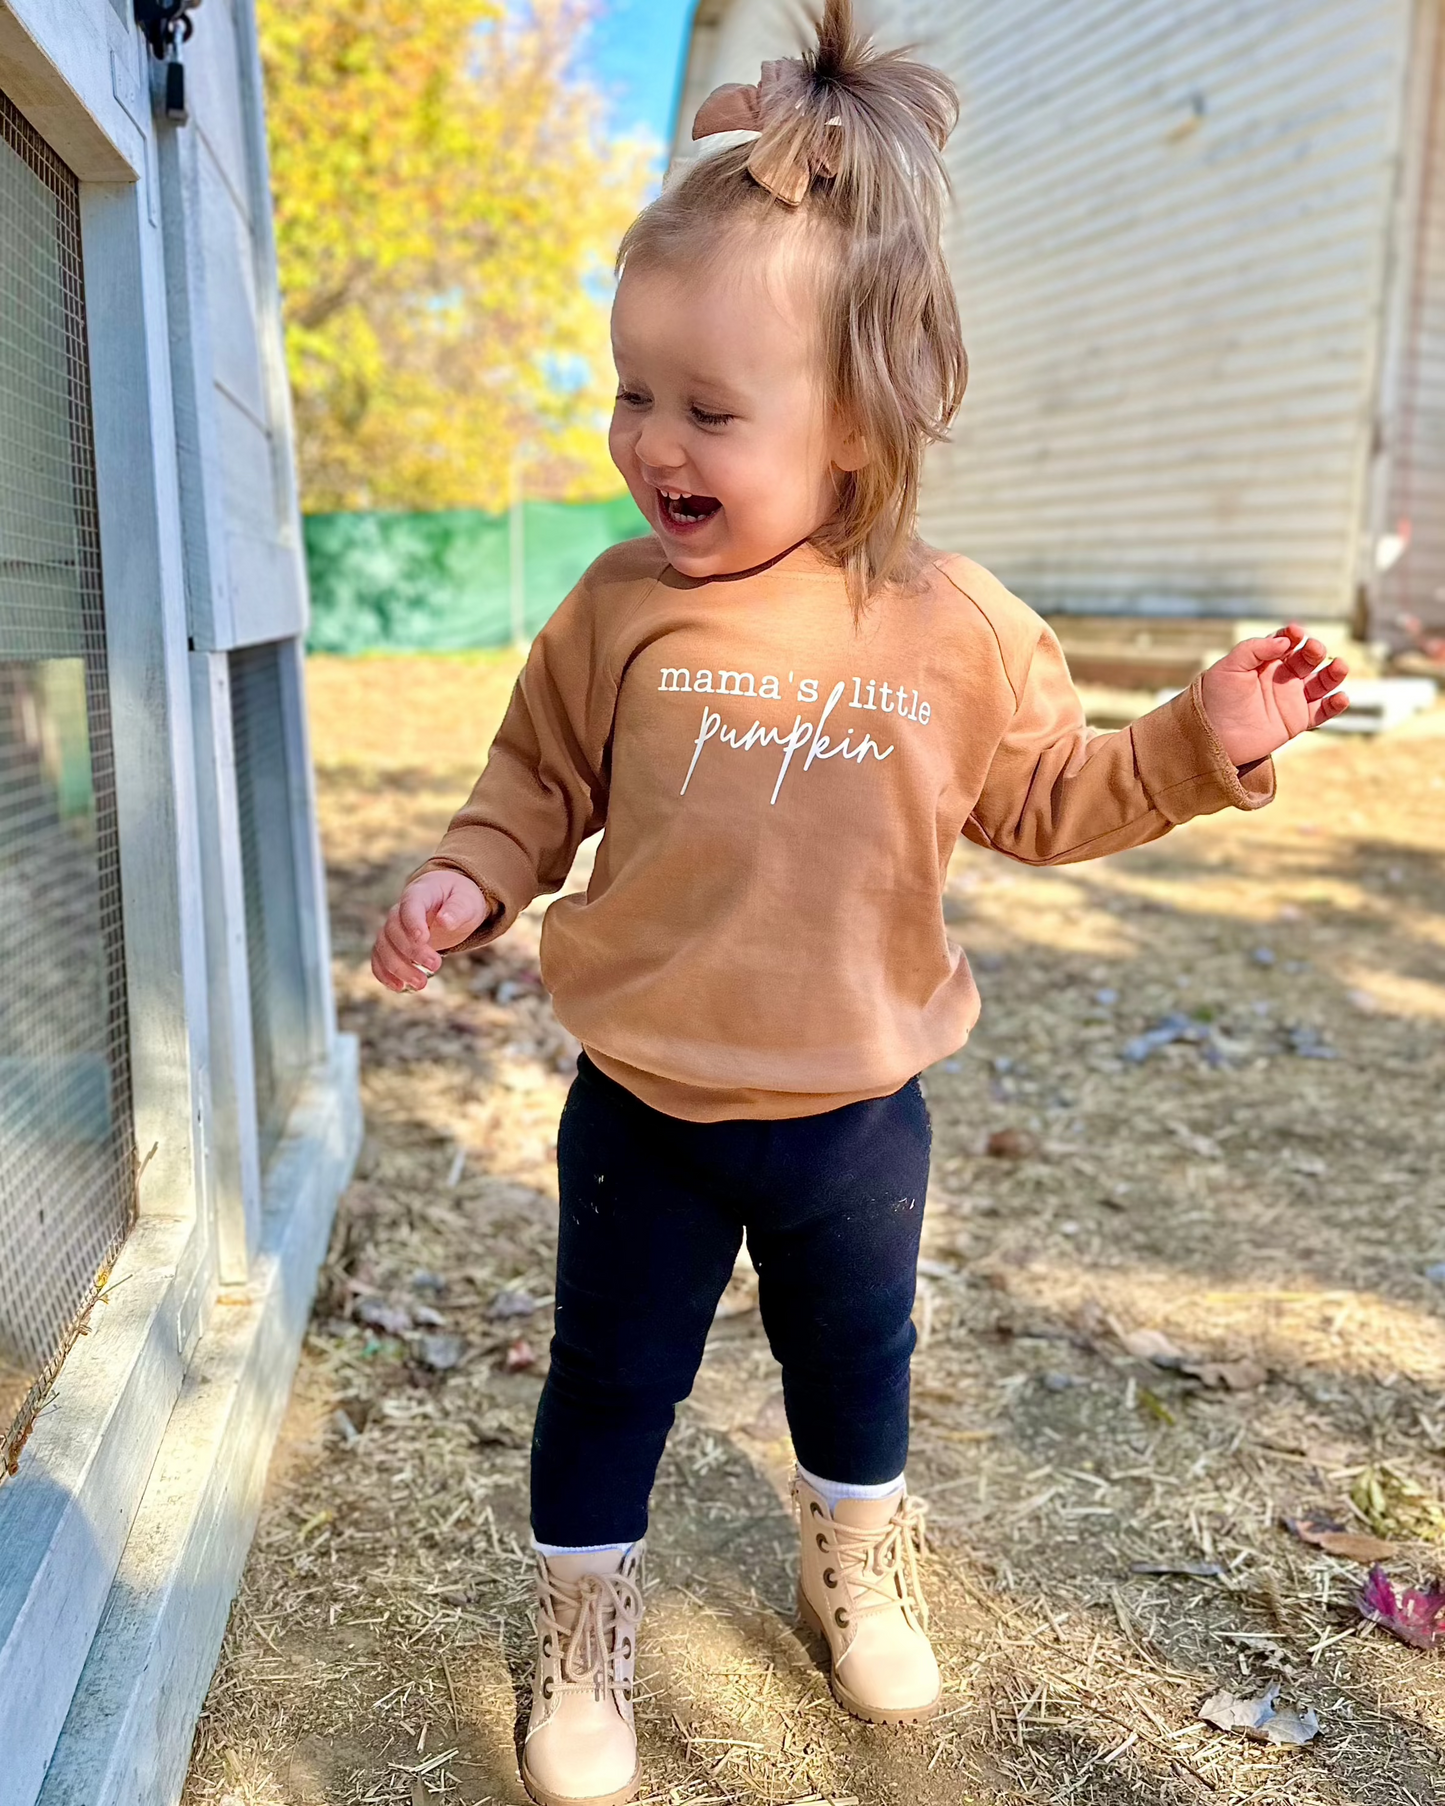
[370, 870, 489, 993]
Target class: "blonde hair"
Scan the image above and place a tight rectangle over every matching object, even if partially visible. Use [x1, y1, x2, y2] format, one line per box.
[617, 0, 966, 609]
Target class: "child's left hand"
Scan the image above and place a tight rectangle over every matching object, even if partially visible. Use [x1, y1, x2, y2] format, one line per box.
[1198, 624, 1350, 767]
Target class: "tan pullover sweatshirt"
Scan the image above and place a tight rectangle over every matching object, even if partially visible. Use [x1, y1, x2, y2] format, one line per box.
[416, 536, 1273, 1121]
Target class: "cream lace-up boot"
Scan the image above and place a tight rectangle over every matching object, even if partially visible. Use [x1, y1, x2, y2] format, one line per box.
[520, 1545, 644, 1806]
[794, 1475, 940, 1724]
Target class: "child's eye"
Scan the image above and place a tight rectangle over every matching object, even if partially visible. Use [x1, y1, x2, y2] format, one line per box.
[615, 388, 649, 410]
[691, 405, 734, 429]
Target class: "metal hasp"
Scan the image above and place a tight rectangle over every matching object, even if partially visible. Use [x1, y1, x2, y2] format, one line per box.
[132, 0, 201, 61]
[133, 0, 199, 122]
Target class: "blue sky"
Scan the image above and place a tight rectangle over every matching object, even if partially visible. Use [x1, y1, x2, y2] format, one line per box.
[574, 0, 697, 147]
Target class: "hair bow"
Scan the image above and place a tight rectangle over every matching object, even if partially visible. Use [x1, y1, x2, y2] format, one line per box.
[692, 58, 840, 207]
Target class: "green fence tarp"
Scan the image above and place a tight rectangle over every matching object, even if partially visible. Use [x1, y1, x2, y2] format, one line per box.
[303, 496, 652, 653]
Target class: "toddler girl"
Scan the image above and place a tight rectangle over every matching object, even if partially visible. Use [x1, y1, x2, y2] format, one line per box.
[372, 6, 1348, 1801]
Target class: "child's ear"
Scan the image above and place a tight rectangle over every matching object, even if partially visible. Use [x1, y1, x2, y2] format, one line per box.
[830, 411, 870, 473]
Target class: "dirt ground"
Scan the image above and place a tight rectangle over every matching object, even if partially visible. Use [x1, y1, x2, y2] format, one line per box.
[183, 652, 1445, 1806]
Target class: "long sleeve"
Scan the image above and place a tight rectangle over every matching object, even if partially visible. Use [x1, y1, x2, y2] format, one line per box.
[965, 623, 1274, 866]
[409, 567, 638, 948]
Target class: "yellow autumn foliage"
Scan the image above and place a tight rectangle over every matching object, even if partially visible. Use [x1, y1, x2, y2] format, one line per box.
[257, 0, 652, 512]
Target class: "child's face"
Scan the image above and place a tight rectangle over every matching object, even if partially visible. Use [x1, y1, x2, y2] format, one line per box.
[609, 248, 860, 578]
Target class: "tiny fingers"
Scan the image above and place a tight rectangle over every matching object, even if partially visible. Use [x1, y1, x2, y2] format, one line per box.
[371, 906, 437, 991]
[1303, 656, 1349, 703]
[1279, 634, 1328, 679]
[388, 903, 440, 974]
[1307, 689, 1350, 729]
[370, 943, 409, 992]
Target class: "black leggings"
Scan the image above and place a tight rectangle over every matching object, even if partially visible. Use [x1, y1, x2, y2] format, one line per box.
[530, 1054, 931, 1547]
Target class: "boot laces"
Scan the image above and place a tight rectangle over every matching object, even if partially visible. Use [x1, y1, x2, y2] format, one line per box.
[538, 1566, 644, 1700]
[832, 1496, 930, 1629]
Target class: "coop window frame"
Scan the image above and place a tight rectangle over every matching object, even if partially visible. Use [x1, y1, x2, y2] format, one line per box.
[0, 22, 223, 1802]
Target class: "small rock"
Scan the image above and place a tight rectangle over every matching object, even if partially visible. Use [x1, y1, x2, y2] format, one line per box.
[1426, 1263, 1445, 1285]
[415, 1333, 466, 1372]
[353, 1297, 413, 1337]
[1346, 989, 1378, 1014]
[1041, 1373, 1083, 1392]
[491, 1288, 543, 1319]
[1252, 946, 1276, 966]
[504, 1337, 538, 1373]
[330, 1408, 361, 1448]
[412, 1304, 446, 1329]
[1094, 988, 1119, 1007]
[411, 1270, 447, 1295]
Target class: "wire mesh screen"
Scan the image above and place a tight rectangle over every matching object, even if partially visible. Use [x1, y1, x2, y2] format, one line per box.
[230, 642, 312, 1165]
[0, 89, 135, 1476]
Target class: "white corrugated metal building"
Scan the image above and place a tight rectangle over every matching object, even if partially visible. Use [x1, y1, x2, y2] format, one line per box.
[0, 1, 360, 1801]
[676, 0, 1445, 658]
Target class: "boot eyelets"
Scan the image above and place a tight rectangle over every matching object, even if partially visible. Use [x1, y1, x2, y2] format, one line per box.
[809, 1501, 824, 1517]
[834, 1608, 850, 1629]
[542, 1676, 555, 1699]
[815, 1532, 828, 1551]
[542, 1635, 552, 1656]
[823, 1567, 838, 1589]
[622, 1638, 631, 1657]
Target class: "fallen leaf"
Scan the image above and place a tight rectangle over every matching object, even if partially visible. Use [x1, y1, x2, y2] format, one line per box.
[1119, 1327, 1189, 1366]
[504, 1337, 538, 1372]
[1351, 1466, 1445, 1543]
[1199, 1682, 1320, 1744]
[1285, 1516, 1399, 1563]
[1183, 1357, 1269, 1392]
[1359, 1566, 1445, 1648]
[1116, 1325, 1266, 1391]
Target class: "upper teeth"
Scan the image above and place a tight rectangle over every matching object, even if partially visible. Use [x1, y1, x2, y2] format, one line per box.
[660, 488, 694, 500]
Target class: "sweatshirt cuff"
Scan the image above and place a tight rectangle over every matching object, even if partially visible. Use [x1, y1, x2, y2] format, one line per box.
[407, 825, 540, 953]
[1131, 675, 1276, 824]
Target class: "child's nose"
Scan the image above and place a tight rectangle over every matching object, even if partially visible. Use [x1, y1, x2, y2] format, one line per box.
[634, 420, 685, 477]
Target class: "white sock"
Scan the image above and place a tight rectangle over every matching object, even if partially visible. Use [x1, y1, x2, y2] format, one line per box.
[531, 1537, 634, 1560]
[797, 1464, 906, 1510]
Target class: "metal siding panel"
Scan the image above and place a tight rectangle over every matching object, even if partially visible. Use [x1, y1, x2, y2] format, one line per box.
[187, 0, 254, 229]
[175, 0, 307, 649]
[904, 0, 1411, 617]
[195, 138, 267, 428]
[1381, 2, 1445, 638]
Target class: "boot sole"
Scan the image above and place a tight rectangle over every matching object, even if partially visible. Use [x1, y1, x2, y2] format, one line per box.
[796, 1588, 941, 1727]
[520, 1758, 640, 1806]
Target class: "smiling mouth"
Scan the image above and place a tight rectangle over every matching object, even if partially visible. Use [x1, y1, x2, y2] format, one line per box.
[656, 487, 722, 530]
